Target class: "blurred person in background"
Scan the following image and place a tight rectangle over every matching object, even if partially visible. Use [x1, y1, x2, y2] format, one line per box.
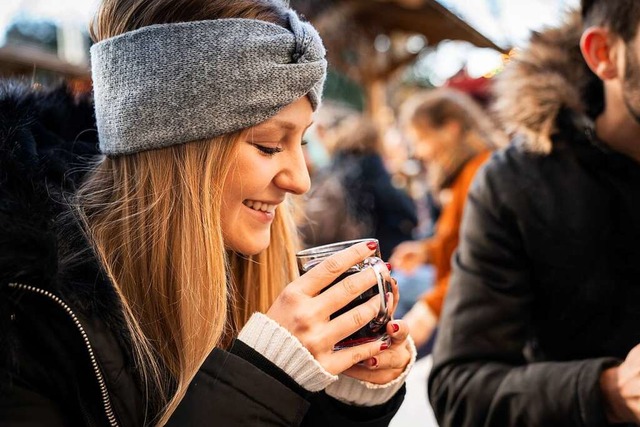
[429, 1, 640, 425]
[389, 88, 503, 350]
[301, 115, 417, 260]
[0, 0, 415, 425]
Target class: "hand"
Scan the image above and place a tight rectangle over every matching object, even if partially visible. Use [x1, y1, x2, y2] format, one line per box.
[340, 319, 412, 384]
[403, 300, 437, 348]
[266, 241, 392, 376]
[600, 344, 640, 424]
[388, 240, 429, 274]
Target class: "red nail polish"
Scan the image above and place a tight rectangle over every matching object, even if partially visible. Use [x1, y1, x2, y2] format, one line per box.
[366, 241, 378, 250]
[370, 357, 378, 367]
[380, 343, 389, 351]
[392, 323, 400, 333]
[385, 262, 392, 271]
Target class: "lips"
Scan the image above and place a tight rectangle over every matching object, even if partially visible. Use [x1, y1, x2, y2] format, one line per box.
[243, 200, 277, 213]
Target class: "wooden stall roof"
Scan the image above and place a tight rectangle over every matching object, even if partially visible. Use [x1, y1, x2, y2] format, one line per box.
[294, 0, 505, 52]
[366, 0, 504, 51]
[0, 44, 90, 79]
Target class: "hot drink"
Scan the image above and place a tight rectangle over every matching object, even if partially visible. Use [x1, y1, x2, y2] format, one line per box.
[296, 239, 392, 350]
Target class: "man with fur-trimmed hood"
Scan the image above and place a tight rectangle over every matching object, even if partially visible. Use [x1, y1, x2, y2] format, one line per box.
[428, 1, 640, 425]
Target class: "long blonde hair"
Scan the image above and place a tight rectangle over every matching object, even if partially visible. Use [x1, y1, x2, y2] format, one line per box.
[80, 0, 299, 424]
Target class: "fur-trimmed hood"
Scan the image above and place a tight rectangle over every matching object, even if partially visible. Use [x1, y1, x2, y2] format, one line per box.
[492, 11, 604, 154]
[0, 80, 129, 336]
[0, 80, 148, 426]
[0, 80, 99, 290]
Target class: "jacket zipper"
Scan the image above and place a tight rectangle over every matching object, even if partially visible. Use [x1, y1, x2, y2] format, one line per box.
[8, 282, 120, 427]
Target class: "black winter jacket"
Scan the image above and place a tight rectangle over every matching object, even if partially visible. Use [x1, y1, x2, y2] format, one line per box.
[333, 151, 417, 260]
[428, 14, 640, 427]
[0, 81, 404, 426]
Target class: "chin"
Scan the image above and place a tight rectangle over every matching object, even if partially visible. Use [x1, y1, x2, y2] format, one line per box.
[229, 235, 271, 256]
[241, 246, 268, 256]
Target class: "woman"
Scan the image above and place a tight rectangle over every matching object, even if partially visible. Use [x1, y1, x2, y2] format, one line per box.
[0, 0, 414, 425]
[390, 88, 504, 349]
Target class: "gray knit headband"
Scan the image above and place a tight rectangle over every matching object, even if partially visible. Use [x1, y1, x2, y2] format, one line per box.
[90, 10, 326, 155]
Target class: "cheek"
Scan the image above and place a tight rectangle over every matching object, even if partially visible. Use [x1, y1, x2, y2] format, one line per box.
[219, 168, 244, 235]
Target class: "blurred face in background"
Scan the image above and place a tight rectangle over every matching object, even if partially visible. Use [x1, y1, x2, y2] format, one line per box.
[407, 119, 461, 168]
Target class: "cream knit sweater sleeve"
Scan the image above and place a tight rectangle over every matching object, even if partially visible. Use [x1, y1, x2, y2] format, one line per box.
[238, 312, 416, 406]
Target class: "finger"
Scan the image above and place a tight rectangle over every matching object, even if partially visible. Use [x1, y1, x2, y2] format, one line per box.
[386, 319, 409, 344]
[299, 241, 378, 295]
[341, 364, 403, 385]
[326, 295, 382, 346]
[360, 346, 409, 371]
[329, 337, 389, 374]
[315, 266, 380, 317]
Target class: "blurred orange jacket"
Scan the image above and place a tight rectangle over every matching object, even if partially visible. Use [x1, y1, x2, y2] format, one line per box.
[421, 151, 491, 317]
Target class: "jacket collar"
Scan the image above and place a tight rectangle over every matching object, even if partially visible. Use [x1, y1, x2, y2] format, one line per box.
[492, 11, 604, 154]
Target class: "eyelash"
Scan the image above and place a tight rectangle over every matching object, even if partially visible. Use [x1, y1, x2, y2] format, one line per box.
[252, 143, 284, 156]
[252, 139, 309, 156]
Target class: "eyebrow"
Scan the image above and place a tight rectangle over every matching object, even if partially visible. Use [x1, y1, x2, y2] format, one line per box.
[255, 118, 314, 132]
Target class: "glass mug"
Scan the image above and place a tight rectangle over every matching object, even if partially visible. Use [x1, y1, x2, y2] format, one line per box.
[296, 238, 392, 350]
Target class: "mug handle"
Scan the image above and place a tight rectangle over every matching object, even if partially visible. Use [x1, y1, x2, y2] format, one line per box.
[365, 257, 392, 330]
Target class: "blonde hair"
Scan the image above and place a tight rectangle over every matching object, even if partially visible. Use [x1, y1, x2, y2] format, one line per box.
[81, 0, 299, 424]
[78, 134, 300, 425]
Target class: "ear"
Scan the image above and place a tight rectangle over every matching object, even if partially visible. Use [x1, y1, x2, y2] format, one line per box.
[580, 27, 620, 80]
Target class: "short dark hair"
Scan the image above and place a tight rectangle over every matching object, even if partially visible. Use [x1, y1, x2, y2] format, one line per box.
[582, 0, 640, 42]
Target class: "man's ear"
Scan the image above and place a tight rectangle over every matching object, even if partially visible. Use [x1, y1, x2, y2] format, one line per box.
[581, 27, 620, 80]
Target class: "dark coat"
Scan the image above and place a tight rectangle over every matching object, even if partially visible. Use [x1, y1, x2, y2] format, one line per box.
[0, 81, 404, 426]
[332, 152, 417, 260]
[428, 13, 640, 427]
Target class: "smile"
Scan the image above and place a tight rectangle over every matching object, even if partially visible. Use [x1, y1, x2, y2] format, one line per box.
[243, 200, 277, 213]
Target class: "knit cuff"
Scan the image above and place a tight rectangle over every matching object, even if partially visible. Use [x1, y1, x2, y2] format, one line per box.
[238, 312, 338, 392]
[325, 335, 418, 406]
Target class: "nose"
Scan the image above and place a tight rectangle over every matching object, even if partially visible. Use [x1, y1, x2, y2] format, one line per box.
[274, 147, 311, 195]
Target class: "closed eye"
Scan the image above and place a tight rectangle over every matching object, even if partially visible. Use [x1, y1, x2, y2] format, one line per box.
[251, 143, 284, 156]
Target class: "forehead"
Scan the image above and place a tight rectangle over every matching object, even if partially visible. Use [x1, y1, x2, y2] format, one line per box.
[253, 97, 314, 131]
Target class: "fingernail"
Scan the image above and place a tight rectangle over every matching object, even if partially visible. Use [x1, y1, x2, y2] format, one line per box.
[367, 241, 378, 250]
[380, 343, 389, 351]
[369, 357, 378, 368]
[392, 322, 400, 333]
[385, 262, 392, 272]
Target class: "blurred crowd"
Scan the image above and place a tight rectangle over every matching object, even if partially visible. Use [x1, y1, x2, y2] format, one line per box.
[297, 79, 505, 356]
[297, 1, 640, 425]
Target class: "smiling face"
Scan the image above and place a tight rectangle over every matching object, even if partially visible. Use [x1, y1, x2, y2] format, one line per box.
[221, 96, 313, 255]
